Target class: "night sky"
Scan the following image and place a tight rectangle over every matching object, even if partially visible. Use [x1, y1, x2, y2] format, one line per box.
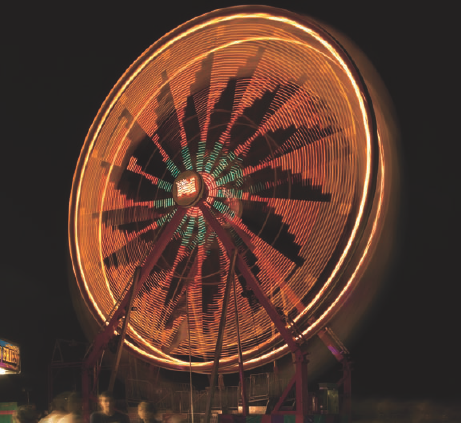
[1, 1, 458, 410]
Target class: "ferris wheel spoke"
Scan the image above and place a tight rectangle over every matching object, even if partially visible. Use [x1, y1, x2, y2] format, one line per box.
[183, 53, 214, 170]
[125, 156, 173, 191]
[213, 124, 340, 198]
[211, 86, 280, 179]
[181, 96, 201, 169]
[102, 209, 179, 269]
[151, 71, 192, 174]
[102, 226, 158, 270]
[246, 169, 331, 203]
[234, 125, 298, 169]
[240, 122, 339, 171]
[196, 53, 223, 173]
[228, 223, 305, 314]
[269, 124, 340, 163]
[238, 200, 304, 267]
[113, 149, 177, 205]
[117, 116, 179, 183]
[200, 237, 224, 316]
[114, 219, 157, 237]
[228, 76, 308, 158]
[203, 47, 265, 173]
[116, 169, 173, 204]
[161, 245, 198, 312]
[97, 202, 160, 226]
[204, 93, 236, 173]
[199, 201, 301, 353]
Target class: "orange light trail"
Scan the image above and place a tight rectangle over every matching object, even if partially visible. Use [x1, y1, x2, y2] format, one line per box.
[69, 7, 383, 372]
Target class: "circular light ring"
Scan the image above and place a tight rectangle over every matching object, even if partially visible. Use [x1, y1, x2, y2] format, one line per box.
[69, 6, 378, 372]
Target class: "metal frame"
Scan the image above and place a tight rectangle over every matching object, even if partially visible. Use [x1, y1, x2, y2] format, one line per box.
[80, 201, 358, 420]
[81, 207, 186, 422]
[317, 326, 352, 419]
[198, 203, 310, 417]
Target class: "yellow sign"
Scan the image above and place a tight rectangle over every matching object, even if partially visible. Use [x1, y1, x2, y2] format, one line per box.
[0, 338, 21, 374]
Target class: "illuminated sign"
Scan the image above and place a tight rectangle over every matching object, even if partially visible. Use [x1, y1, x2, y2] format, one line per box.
[0, 338, 21, 374]
[176, 176, 197, 198]
[173, 171, 203, 207]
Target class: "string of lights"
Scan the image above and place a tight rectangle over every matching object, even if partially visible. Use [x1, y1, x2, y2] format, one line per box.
[69, 6, 380, 372]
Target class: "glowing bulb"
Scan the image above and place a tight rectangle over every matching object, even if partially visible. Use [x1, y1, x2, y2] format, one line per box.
[176, 176, 197, 198]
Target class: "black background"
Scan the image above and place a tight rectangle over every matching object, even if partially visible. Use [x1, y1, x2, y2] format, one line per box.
[1, 0, 458, 410]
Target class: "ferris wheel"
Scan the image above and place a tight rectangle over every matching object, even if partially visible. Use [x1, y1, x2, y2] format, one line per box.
[69, 4, 398, 418]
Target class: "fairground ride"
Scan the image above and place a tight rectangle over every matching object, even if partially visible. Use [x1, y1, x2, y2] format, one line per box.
[68, 5, 401, 423]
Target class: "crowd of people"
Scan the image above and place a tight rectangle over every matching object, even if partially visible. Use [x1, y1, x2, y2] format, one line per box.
[13, 392, 160, 423]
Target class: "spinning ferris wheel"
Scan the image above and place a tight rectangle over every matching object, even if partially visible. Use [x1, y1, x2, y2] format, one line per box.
[69, 4, 398, 419]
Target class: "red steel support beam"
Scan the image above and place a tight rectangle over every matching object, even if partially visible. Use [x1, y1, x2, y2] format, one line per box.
[272, 372, 296, 413]
[232, 256, 248, 416]
[198, 203, 299, 352]
[317, 327, 344, 362]
[294, 350, 309, 416]
[81, 207, 187, 423]
[198, 202, 309, 416]
[108, 266, 141, 392]
[204, 249, 235, 423]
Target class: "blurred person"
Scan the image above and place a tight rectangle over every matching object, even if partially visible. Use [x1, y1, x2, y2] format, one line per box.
[40, 392, 69, 423]
[58, 392, 82, 423]
[137, 402, 159, 423]
[90, 391, 129, 423]
[15, 405, 39, 423]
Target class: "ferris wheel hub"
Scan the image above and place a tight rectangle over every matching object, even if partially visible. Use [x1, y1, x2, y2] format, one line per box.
[172, 170, 205, 207]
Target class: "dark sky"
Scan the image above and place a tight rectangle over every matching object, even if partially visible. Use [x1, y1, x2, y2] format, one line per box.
[1, 0, 458, 409]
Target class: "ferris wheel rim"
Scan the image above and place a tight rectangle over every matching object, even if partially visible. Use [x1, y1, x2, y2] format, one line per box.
[69, 5, 380, 372]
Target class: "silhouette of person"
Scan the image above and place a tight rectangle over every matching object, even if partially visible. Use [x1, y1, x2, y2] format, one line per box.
[90, 392, 129, 423]
[137, 402, 160, 423]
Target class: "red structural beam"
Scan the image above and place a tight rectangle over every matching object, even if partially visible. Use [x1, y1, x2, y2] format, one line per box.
[81, 206, 187, 422]
[198, 202, 300, 353]
[198, 202, 309, 416]
[82, 206, 187, 371]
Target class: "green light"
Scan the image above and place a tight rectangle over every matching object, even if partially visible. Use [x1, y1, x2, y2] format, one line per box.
[166, 159, 180, 177]
[180, 215, 196, 249]
[216, 159, 243, 186]
[158, 180, 173, 191]
[204, 142, 223, 173]
[154, 198, 175, 209]
[181, 146, 193, 171]
[212, 200, 235, 218]
[212, 151, 236, 178]
[205, 231, 217, 255]
[197, 215, 206, 246]
[156, 210, 175, 227]
[196, 141, 206, 172]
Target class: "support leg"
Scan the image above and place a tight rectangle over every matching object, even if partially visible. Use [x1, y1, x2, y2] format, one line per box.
[199, 203, 311, 417]
[204, 249, 235, 423]
[81, 207, 187, 422]
[294, 351, 309, 416]
[233, 265, 248, 416]
[108, 266, 141, 392]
